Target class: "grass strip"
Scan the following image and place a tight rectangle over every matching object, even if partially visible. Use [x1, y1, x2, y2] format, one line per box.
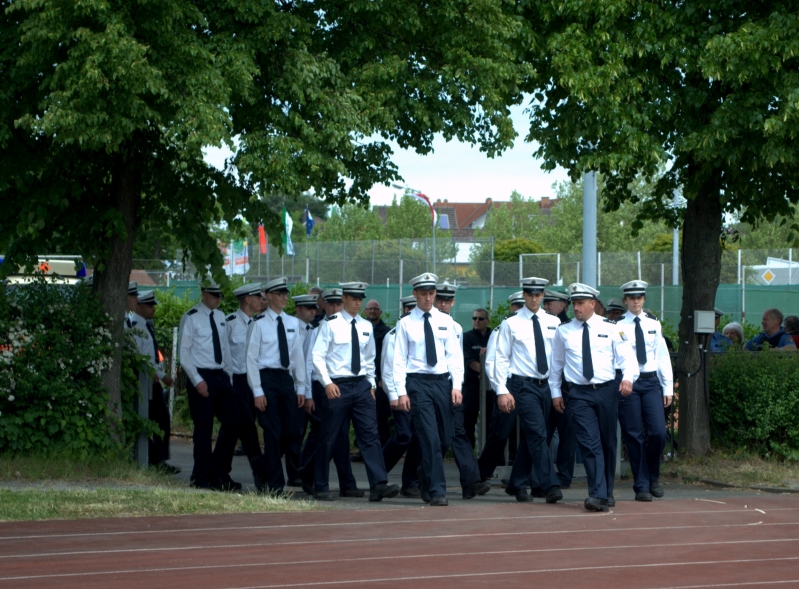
[0, 487, 318, 521]
[661, 452, 799, 488]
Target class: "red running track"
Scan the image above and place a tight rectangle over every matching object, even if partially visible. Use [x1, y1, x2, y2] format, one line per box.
[1, 496, 798, 589]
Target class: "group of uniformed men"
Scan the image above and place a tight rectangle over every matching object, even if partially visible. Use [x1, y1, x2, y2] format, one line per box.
[136, 269, 674, 511]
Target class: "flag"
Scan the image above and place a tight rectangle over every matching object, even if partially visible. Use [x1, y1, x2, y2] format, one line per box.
[409, 191, 437, 226]
[305, 205, 314, 237]
[221, 240, 250, 275]
[282, 206, 295, 256]
[258, 224, 267, 254]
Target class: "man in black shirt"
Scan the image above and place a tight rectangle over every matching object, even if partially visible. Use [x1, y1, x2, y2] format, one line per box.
[365, 299, 392, 446]
[462, 307, 492, 449]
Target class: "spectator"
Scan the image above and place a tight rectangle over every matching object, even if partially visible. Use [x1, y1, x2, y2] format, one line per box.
[784, 315, 799, 347]
[709, 307, 732, 352]
[721, 322, 744, 346]
[744, 308, 797, 351]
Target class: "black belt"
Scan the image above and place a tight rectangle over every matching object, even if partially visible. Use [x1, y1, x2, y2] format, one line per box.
[407, 373, 450, 381]
[332, 376, 366, 384]
[510, 375, 548, 386]
[567, 380, 616, 390]
[639, 371, 657, 379]
[260, 367, 289, 373]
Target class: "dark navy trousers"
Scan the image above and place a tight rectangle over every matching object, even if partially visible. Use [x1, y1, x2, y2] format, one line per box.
[255, 369, 300, 491]
[227, 374, 267, 482]
[568, 380, 619, 501]
[407, 375, 453, 498]
[477, 400, 521, 481]
[451, 402, 482, 488]
[186, 369, 241, 487]
[300, 381, 357, 491]
[618, 374, 666, 493]
[315, 378, 388, 492]
[148, 382, 171, 466]
[382, 407, 421, 489]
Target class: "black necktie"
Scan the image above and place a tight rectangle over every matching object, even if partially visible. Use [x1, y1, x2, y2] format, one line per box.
[209, 313, 222, 365]
[423, 312, 438, 366]
[582, 322, 594, 381]
[351, 319, 361, 374]
[634, 316, 647, 364]
[532, 314, 548, 374]
[146, 321, 159, 360]
[277, 315, 290, 368]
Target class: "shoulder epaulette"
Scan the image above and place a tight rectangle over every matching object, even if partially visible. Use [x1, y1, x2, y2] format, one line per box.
[125, 317, 132, 328]
[509, 310, 518, 317]
[253, 314, 264, 322]
[603, 318, 617, 324]
[645, 312, 658, 321]
[399, 312, 410, 319]
[326, 314, 337, 321]
[226, 314, 237, 322]
[560, 317, 570, 325]
[187, 308, 198, 316]
[389, 328, 396, 335]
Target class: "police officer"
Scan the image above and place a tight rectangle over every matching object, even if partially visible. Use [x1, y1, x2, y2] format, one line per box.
[300, 288, 361, 497]
[381, 296, 422, 497]
[462, 308, 491, 450]
[311, 282, 399, 502]
[130, 291, 178, 473]
[433, 281, 491, 500]
[125, 281, 139, 318]
[477, 291, 524, 481]
[549, 283, 639, 512]
[224, 283, 268, 492]
[543, 289, 570, 324]
[493, 277, 563, 503]
[179, 279, 242, 490]
[617, 280, 673, 501]
[605, 299, 626, 322]
[245, 276, 306, 493]
[393, 273, 464, 506]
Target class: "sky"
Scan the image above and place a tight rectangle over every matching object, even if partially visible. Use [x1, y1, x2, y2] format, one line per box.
[203, 103, 571, 207]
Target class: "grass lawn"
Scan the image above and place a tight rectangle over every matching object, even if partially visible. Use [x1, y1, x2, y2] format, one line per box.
[661, 451, 799, 489]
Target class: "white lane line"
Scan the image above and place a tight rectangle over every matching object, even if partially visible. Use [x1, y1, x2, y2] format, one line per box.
[756, 509, 766, 514]
[644, 580, 799, 588]
[1, 536, 797, 581]
[696, 499, 728, 504]
[2, 521, 798, 561]
[2, 506, 797, 542]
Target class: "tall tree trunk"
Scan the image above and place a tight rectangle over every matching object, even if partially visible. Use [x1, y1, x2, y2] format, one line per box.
[677, 166, 722, 456]
[94, 155, 141, 440]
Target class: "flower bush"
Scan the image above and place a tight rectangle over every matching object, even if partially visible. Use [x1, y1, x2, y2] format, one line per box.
[0, 278, 150, 457]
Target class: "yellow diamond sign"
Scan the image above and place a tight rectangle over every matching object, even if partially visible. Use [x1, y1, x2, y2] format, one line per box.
[762, 269, 775, 284]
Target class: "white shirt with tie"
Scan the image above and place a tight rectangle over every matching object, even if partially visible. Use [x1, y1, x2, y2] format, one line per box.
[179, 303, 232, 387]
[392, 306, 464, 398]
[548, 312, 639, 399]
[381, 329, 398, 401]
[618, 310, 674, 397]
[312, 311, 376, 388]
[494, 306, 561, 396]
[245, 307, 306, 399]
[226, 309, 252, 375]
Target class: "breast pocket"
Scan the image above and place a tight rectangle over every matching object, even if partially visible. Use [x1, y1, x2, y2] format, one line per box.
[196, 325, 213, 343]
[332, 328, 350, 345]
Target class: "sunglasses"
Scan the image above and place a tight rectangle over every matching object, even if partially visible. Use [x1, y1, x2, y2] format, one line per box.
[472, 316, 487, 321]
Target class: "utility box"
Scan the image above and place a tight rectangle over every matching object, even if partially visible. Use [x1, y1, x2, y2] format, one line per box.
[694, 310, 716, 334]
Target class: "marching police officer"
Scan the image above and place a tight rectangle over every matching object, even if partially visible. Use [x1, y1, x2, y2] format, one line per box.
[224, 283, 268, 492]
[311, 282, 399, 502]
[605, 299, 626, 322]
[549, 283, 639, 512]
[246, 276, 306, 493]
[543, 289, 570, 324]
[179, 279, 242, 490]
[300, 288, 361, 497]
[493, 277, 563, 503]
[393, 273, 464, 506]
[130, 291, 178, 473]
[617, 280, 673, 501]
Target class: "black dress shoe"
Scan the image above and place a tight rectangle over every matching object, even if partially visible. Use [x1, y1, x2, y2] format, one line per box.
[430, 495, 449, 506]
[462, 480, 492, 499]
[254, 474, 268, 494]
[400, 487, 422, 498]
[635, 491, 654, 502]
[607, 495, 616, 507]
[351, 452, 364, 463]
[190, 480, 211, 490]
[233, 443, 245, 457]
[211, 477, 242, 492]
[545, 486, 563, 504]
[154, 462, 181, 475]
[505, 487, 534, 502]
[530, 486, 546, 498]
[301, 483, 315, 496]
[369, 483, 400, 502]
[418, 468, 431, 503]
[287, 478, 304, 488]
[649, 482, 664, 498]
[584, 497, 609, 512]
[314, 491, 335, 501]
[339, 487, 365, 498]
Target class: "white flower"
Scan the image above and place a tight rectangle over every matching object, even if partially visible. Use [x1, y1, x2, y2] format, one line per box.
[7, 395, 14, 402]
[86, 413, 92, 419]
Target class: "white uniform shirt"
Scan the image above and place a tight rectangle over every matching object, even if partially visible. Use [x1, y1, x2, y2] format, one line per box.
[312, 310, 376, 387]
[494, 306, 561, 396]
[303, 325, 320, 392]
[245, 308, 306, 398]
[548, 313, 639, 399]
[179, 303, 232, 386]
[392, 306, 464, 398]
[485, 327, 501, 392]
[619, 310, 674, 397]
[225, 309, 253, 375]
[128, 313, 166, 380]
[381, 329, 398, 401]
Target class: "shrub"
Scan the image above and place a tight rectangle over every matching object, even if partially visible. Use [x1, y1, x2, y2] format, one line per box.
[709, 349, 799, 460]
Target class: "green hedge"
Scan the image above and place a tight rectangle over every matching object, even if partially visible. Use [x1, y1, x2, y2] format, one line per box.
[0, 279, 152, 457]
[709, 349, 799, 460]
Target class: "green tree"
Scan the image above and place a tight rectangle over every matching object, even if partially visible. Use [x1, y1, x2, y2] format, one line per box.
[474, 190, 543, 241]
[518, 1, 799, 455]
[317, 205, 384, 242]
[1, 0, 525, 425]
[385, 196, 434, 239]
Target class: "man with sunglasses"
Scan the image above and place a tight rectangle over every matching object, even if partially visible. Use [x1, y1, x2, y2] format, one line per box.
[462, 308, 491, 450]
[246, 276, 307, 494]
[179, 279, 242, 490]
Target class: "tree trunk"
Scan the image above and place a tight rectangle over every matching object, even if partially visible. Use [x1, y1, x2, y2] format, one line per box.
[677, 167, 722, 456]
[94, 155, 141, 440]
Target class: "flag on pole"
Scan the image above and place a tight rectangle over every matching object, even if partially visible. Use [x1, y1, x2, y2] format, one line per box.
[258, 224, 267, 254]
[282, 206, 295, 256]
[408, 191, 437, 227]
[304, 205, 314, 237]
